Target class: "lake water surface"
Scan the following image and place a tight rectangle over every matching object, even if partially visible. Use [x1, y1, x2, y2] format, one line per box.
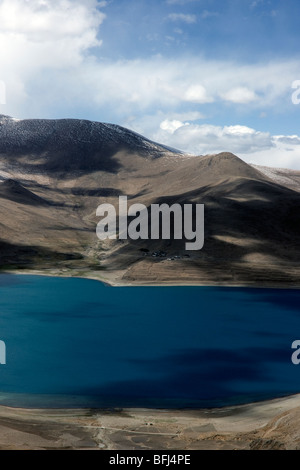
[0, 274, 299, 408]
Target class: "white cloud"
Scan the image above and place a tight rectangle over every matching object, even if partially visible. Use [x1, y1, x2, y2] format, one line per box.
[184, 84, 213, 103]
[0, 0, 105, 114]
[0, 0, 104, 41]
[221, 87, 258, 104]
[224, 125, 257, 136]
[168, 13, 197, 23]
[273, 135, 300, 145]
[160, 119, 189, 132]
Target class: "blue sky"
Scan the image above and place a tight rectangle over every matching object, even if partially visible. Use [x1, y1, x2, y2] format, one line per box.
[100, 0, 300, 62]
[0, 0, 300, 168]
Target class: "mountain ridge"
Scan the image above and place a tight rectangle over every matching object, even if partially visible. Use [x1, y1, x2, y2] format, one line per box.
[0, 116, 183, 175]
[0, 116, 298, 287]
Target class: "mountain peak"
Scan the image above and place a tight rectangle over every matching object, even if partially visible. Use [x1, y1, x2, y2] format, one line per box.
[0, 117, 183, 176]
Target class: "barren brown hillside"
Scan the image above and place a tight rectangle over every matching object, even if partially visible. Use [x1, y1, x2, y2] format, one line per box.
[0, 115, 299, 287]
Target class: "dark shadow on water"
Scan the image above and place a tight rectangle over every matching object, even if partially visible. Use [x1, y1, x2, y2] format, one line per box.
[69, 346, 295, 408]
[259, 289, 300, 313]
[213, 287, 300, 314]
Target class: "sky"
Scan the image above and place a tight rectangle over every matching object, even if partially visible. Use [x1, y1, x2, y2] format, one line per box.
[0, 0, 300, 168]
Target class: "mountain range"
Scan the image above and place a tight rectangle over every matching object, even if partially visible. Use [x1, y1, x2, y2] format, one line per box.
[0, 114, 299, 287]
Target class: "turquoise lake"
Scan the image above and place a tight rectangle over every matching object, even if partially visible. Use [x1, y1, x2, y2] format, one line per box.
[0, 274, 299, 408]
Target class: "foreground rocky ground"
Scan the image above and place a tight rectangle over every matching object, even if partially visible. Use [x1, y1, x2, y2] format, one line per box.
[1, 395, 300, 450]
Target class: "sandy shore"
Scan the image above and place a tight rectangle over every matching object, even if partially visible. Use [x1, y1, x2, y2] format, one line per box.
[0, 395, 300, 450]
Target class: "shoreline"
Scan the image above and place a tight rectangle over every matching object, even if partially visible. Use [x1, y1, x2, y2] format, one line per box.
[0, 391, 298, 413]
[1, 267, 300, 290]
